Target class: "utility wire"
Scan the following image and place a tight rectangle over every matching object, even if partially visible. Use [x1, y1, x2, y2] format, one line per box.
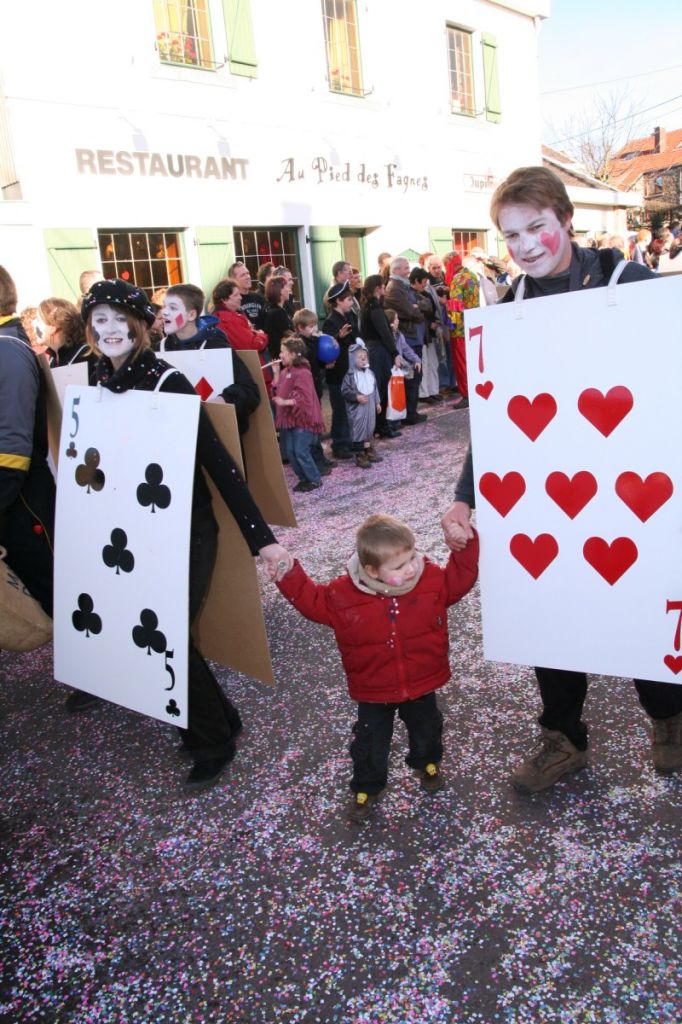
[548, 93, 682, 146]
[541, 63, 682, 95]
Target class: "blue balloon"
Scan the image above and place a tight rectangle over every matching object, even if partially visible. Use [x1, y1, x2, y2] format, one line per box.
[316, 333, 340, 363]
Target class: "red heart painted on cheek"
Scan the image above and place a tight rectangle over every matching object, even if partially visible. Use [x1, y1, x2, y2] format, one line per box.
[540, 231, 560, 256]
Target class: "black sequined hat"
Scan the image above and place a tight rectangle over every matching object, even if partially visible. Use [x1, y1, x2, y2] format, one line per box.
[327, 279, 351, 302]
[81, 279, 156, 327]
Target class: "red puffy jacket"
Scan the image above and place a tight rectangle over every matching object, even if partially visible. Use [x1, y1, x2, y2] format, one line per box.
[277, 536, 479, 703]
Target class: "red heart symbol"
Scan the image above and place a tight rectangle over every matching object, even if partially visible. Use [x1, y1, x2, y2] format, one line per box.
[510, 533, 559, 579]
[507, 393, 557, 441]
[615, 472, 673, 522]
[545, 471, 597, 519]
[578, 386, 633, 437]
[475, 381, 494, 400]
[479, 472, 526, 517]
[664, 654, 682, 675]
[583, 537, 637, 585]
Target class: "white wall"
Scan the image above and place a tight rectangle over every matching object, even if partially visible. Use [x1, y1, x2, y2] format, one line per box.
[0, 0, 548, 305]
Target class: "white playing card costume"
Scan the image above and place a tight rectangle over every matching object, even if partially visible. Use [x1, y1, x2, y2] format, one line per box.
[54, 385, 200, 726]
[157, 344, 233, 401]
[465, 274, 682, 685]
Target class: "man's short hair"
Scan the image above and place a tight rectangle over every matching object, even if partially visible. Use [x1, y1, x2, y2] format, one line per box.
[293, 308, 318, 329]
[228, 262, 247, 277]
[390, 257, 409, 274]
[0, 265, 17, 316]
[356, 514, 415, 570]
[332, 260, 350, 279]
[79, 270, 102, 295]
[166, 283, 205, 315]
[490, 166, 574, 230]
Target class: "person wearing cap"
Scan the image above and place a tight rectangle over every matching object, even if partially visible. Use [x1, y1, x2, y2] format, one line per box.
[67, 279, 293, 791]
[0, 265, 55, 616]
[322, 279, 358, 460]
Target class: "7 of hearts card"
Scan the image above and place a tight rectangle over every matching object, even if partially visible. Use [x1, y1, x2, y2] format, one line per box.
[465, 275, 681, 685]
[53, 385, 200, 726]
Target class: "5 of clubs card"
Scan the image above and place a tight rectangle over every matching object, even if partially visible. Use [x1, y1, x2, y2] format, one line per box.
[465, 275, 682, 685]
[54, 385, 201, 726]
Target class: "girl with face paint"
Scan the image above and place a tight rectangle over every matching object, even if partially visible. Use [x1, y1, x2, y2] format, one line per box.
[69, 279, 294, 790]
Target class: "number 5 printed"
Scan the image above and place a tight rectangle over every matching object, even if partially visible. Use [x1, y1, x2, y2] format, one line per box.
[164, 649, 175, 690]
[70, 395, 81, 439]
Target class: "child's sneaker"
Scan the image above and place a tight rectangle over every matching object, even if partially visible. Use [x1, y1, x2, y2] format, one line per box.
[417, 762, 445, 793]
[348, 790, 381, 822]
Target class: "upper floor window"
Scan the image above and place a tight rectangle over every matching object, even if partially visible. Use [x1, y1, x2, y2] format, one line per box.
[447, 27, 475, 117]
[322, 0, 363, 97]
[154, 0, 214, 70]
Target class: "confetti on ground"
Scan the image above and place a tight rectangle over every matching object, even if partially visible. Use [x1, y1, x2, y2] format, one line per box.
[1, 404, 680, 1023]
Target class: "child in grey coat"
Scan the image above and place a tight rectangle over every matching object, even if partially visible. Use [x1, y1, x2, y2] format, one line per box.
[341, 340, 383, 469]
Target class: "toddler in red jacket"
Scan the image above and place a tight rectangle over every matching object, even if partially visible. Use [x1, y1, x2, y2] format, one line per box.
[277, 513, 479, 822]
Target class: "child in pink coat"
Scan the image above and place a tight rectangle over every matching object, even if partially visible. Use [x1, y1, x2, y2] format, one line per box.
[273, 336, 326, 493]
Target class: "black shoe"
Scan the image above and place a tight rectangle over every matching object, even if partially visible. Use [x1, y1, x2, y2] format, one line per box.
[452, 397, 469, 409]
[322, 457, 338, 468]
[185, 755, 233, 791]
[65, 689, 102, 712]
[404, 413, 428, 425]
[293, 480, 322, 492]
[332, 449, 354, 460]
[319, 464, 334, 476]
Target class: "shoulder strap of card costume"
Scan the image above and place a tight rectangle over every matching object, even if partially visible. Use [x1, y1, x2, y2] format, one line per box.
[154, 367, 182, 391]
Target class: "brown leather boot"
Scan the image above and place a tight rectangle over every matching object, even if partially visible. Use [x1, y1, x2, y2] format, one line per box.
[511, 728, 587, 793]
[651, 712, 682, 774]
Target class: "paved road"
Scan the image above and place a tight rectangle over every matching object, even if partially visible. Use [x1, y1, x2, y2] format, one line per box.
[1, 403, 680, 1023]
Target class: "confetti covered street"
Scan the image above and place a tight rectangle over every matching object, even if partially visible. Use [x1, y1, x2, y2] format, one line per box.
[1, 402, 680, 1024]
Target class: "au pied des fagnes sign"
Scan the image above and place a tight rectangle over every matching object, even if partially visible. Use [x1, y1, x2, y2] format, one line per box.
[74, 147, 429, 194]
[277, 156, 429, 194]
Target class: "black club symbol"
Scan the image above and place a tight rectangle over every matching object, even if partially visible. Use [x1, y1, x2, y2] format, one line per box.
[137, 463, 171, 513]
[75, 447, 105, 493]
[132, 609, 167, 656]
[65, 442, 77, 459]
[72, 593, 102, 637]
[165, 700, 181, 718]
[102, 528, 135, 575]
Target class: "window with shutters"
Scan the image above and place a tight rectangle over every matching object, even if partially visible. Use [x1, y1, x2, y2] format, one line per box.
[446, 27, 475, 117]
[322, 0, 363, 97]
[154, 0, 215, 69]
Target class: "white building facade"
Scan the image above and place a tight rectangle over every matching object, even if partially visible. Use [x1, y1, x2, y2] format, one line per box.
[0, 0, 549, 311]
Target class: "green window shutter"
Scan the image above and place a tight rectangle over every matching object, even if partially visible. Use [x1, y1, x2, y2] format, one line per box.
[196, 226, 235, 300]
[43, 228, 98, 300]
[482, 33, 501, 124]
[222, 0, 257, 77]
[428, 227, 453, 255]
[308, 226, 344, 317]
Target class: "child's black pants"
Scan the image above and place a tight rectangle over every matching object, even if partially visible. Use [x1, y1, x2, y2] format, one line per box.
[349, 692, 443, 794]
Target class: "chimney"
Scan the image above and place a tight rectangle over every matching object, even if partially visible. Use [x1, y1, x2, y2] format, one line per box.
[654, 126, 667, 153]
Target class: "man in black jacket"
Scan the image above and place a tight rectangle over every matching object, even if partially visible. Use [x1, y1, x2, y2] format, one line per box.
[441, 166, 682, 791]
[0, 266, 55, 616]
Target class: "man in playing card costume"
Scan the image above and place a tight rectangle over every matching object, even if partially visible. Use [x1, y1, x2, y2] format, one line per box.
[442, 167, 682, 791]
[0, 266, 55, 616]
[68, 279, 292, 790]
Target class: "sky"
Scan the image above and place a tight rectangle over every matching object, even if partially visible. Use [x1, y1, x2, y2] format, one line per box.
[537, 0, 682, 151]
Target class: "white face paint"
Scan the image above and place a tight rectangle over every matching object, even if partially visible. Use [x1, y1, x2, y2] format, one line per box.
[33, 317, 49, 342]
[162, 295, 192, 334]
[90, 304, 136, 365]
[498, 204, 573, 278]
